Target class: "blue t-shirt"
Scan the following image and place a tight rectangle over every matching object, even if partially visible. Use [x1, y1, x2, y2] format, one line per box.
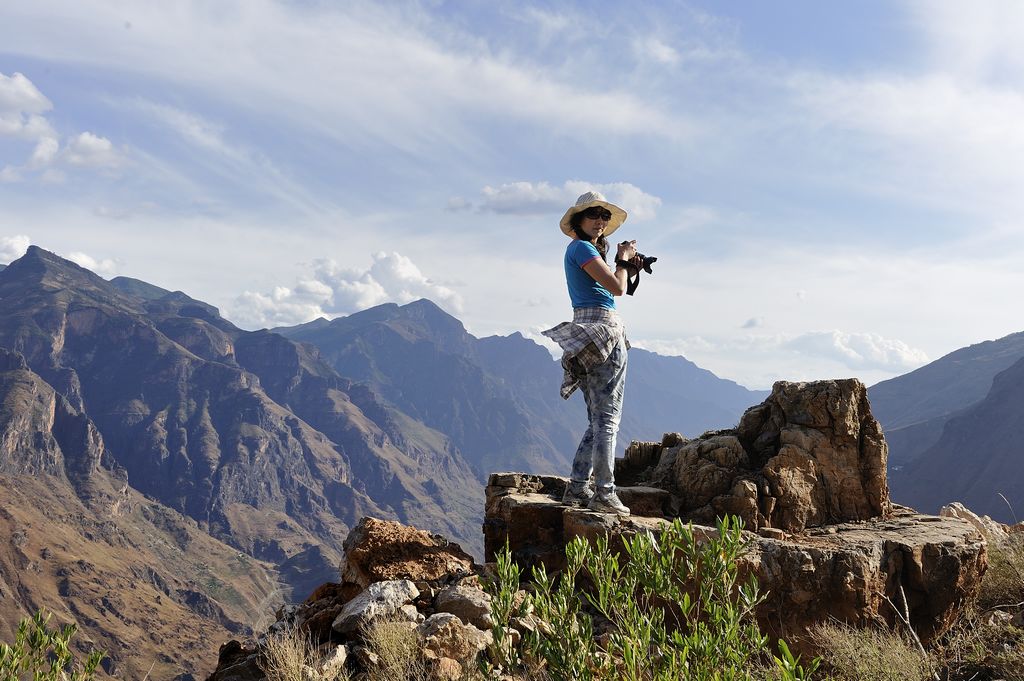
[564, 240, 614, 309]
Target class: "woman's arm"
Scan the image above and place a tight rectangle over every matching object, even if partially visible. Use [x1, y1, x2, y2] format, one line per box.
[581, 240, 638, 297]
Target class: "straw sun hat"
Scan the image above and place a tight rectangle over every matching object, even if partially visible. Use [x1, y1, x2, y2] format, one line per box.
[559, 191, 628, 237]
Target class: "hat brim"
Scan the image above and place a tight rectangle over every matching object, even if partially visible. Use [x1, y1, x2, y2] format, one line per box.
[559, 200, 627, 237]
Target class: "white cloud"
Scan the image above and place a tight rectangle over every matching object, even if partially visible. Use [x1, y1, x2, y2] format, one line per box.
[741, 317, 763, 329]
[63, 132, 122, 168]
[0, 71, 51, 114]
[28, 136, 59, 169]
[0, 71, 127, 177]
[635, 330, 929, 388]
[475, 180, 662, 220]
[229, 251, 462, 329]
[783, 331, 929, 372]
[67, 250, 118, 276]
[231, 287, 328, 330]
[0, 71, 60, 172]
[0, 234, 30, 262]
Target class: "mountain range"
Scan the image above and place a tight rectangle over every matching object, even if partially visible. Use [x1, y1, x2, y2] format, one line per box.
[0, 246, 766, 678]
[869, 332, 1024, 521]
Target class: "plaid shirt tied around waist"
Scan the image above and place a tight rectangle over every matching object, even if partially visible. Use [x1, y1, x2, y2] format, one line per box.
[541, 307, 630, 399]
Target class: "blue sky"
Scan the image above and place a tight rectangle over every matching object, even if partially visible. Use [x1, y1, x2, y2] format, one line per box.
[2, 0, 1023, 389]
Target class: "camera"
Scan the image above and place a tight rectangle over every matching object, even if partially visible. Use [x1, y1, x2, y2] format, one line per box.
[617, 242, 657, 295]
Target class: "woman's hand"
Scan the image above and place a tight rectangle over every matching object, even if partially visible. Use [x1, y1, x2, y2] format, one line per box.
[616, 240, 637, 261]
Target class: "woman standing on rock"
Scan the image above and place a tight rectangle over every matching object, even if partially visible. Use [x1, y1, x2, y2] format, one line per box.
[543, 191, 640, 516]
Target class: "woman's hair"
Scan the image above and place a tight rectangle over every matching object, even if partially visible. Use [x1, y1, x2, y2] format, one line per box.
[569, 211, 609, 261]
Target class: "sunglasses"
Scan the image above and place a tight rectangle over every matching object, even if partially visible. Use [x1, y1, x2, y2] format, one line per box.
[580, 207, 612, 221]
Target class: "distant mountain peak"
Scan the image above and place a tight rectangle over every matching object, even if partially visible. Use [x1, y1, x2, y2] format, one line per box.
[109, 276, 172, 301]
[402, 298, 446, 314]
[0, 246, 144, 312]
[10, 245, 94, 277]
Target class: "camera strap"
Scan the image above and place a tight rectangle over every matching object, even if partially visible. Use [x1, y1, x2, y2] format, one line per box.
[615, 259, 642, 295]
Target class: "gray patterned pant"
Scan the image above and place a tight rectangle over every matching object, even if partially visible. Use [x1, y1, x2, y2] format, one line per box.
[568, 337, 627, 493]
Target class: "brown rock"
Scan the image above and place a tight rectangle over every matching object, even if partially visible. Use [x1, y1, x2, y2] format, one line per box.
[940, 502, 1009, 541]
[434, 581, 493, 630]
[616, 486, 670, 517]
[341, 517, 475, 588]
[206, 640, 262, 681]
[432, 656, 464, 681]
[638, 379, 890, 533]
[316, 644, 349, 678]
[418, 613, 491, 661]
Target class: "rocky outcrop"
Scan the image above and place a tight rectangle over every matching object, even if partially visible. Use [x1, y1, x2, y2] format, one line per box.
[483, 380, 984, 647]
[633, 379, 891, 533]
[484, 474, 986, 647]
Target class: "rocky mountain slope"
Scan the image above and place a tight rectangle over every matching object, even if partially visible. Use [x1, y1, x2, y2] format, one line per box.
[0, 347, 278, 679]
[869, 331, 1024, 466]
[0, 248, 489, 677]
[891, 354, 1024, 521]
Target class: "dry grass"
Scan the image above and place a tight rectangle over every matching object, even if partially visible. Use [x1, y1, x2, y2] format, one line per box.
[932, 607, 1024, 680]
[259, 628, 352, 681]
[361, 618, 428, 681]
[809, 621, 933, 681]
[977, 533, 1024, 612]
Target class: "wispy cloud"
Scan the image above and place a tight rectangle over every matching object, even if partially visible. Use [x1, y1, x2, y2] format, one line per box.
[634, 37, 681, 65]
[0, 1, 690, 155]
[456, 180, 662, 220]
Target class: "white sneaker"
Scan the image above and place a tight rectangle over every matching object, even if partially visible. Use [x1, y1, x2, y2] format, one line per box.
[561, 482, 594, 507]
[587, 491, 630, 516]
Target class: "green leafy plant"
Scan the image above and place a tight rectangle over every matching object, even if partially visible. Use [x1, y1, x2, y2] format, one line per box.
[0, 610, 104, 681]
[485, 516, 818, 680]
[484, 541, 523, 674]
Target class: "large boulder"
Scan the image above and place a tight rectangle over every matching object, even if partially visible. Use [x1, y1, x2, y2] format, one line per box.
[643, 379, 891, 533]
[340, 517, 475, 588]
[434, 581, 493, 630]
[332, 579, 419, 635]
[418, 613, 491, 661]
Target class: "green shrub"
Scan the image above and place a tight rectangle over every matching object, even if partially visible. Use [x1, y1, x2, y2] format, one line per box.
[0, 610, 104, 681]
[485, 516, 818, 680]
